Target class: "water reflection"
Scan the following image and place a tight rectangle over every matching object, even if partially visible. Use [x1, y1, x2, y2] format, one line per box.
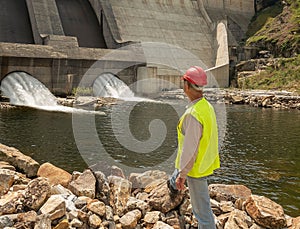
[0, 104, 299, 216]
[212, 105, 300, 216]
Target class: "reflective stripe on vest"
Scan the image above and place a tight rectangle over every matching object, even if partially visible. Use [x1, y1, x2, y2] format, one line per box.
[175, 98, 220, 178]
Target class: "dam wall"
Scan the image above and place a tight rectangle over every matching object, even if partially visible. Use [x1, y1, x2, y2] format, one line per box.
[0, 0, 255, 95]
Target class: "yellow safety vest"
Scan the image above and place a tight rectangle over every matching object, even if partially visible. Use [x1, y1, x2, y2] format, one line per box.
[175, 98, 220, 178]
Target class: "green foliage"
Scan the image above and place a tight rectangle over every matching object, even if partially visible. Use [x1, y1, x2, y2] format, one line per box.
[247, 3, 283, 37]
[239, 55, 300, 94]
[72, 87, 93, 96]
[246, 1, 299, 55]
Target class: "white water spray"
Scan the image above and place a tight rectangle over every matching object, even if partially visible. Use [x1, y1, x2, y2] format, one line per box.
[1, 72, 58, 107]
[93, 73, 136, 99]
[0, 72, 104, 114]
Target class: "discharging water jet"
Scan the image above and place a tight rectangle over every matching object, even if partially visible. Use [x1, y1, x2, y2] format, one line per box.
[92, 73, 151, 102]
[0, 71, 104, 115]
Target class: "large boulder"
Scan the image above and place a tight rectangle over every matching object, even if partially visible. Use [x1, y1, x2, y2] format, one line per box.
[68, 169, 96, 199]
[209, 184, 252, 202]
[147, 181, 185, 213]
[244, 195, 287, 229]
[0, 143, 40, 177]
[23, 177, 51, 211]
[37, 162, 71, 187]
[129, 170, 168, 189]
[0, 190, 25, 215]
[40, 195, 66, 220]
[119, 209, 142, 229]
[290, 216, 300, 229]
[224, 209, 252, 229]
[108, 175, 131, 216]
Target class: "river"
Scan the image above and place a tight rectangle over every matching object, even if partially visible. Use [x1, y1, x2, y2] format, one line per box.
[0, 101, 299, 217]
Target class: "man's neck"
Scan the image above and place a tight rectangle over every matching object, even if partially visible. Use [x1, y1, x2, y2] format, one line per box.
[188, 92, 203, 102]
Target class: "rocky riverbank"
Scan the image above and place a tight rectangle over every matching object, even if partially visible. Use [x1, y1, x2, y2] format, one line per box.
[1, 88, 300, 110]
[0, 143, 299, 229]
[158, 89, 300, 110]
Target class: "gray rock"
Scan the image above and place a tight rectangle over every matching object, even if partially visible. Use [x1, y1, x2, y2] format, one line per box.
[224, 209, 252, 229]
[0, 191, 25, 215]
[209, 184, 252, 202]
[0, 143, 39, 178]
[147, 181, 185, 213]
[40, 194, 66, 220]
[129, 170, 168, 189]
[87, 199, 106, 217]
[23, 177, 51, 211]
[245, 195, 287, 229]
[119, 209, 142, 229]
[68, 169, 96, 199]
[144, 211, 161, 224]
[109, 175, 131, 216]
[152, 221, 174, 229]
[126, 197, 151, 215]
[0, 169, 15, 195]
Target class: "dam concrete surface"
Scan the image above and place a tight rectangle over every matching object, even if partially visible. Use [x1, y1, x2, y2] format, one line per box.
[0, 0, 255, 96]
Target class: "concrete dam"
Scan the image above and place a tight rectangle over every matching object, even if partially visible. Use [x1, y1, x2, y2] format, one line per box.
[0, 0, 255, 96]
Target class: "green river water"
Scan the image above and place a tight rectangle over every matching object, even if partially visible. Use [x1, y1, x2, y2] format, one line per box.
[0, 102, 299, 216]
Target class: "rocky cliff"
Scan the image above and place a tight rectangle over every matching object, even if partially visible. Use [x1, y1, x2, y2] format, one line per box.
[234, 0, 299, 93]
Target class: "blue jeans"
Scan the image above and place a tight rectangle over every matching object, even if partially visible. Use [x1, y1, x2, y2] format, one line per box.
[169, 170, 215, 229]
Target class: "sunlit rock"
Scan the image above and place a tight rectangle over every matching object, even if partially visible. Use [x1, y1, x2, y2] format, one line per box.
[0, 143, 39, 178]
[111, 165, 125, 178]
[74, 195, 92, 209]
[144, 211, 161, 224]
[249, 223, 266, 228]
[70, 218, 83, 228]
[0, 214, 15, 228]
[40, 195, 66, 220]
[216, 212, 230, 229]
[245, 195, 287, 229]
[165, 210, 181, 229]
[126, 197, 151, 215]
[51, 184, 73, 196]
[89, 213, 102, 228]
[152, 220, 174, 229]
[105, 205, 114, 221]
[24, 177, 51, 211]
[0, 161, 15, 171]
[219, 201, 235, 213]
[290, 216, 300, 229]
[179, 198, 192, 216]
[0, 190, 24, 215]
[109, 175, 131, 215]
[37, 162, 72, 188]
[147, 181, 185, 213]
[13, 211, 37, 228]
[53, 218, 69, 229]
[92, 170, 110, 204]
[224, 209, 252, 229]
[144, 179, 166, 193]
[87, 199, 106, 217]
[0, 169, 15, 195]
[119, 209, 142, 229]
[68, 169, 96, 199]
[129, 170, 168, 189]
[211, 198, 222, 216]
[34, 214, 51, 229]
[209, 184, 252, 202]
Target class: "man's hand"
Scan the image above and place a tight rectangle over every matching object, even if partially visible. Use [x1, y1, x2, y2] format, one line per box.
[175, 175, 186, 190]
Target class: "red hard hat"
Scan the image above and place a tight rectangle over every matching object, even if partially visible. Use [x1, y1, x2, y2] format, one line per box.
[182, 66, 207, 86]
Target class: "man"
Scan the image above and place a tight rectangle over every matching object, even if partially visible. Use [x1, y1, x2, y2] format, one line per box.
[168, 66, 220, 229]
